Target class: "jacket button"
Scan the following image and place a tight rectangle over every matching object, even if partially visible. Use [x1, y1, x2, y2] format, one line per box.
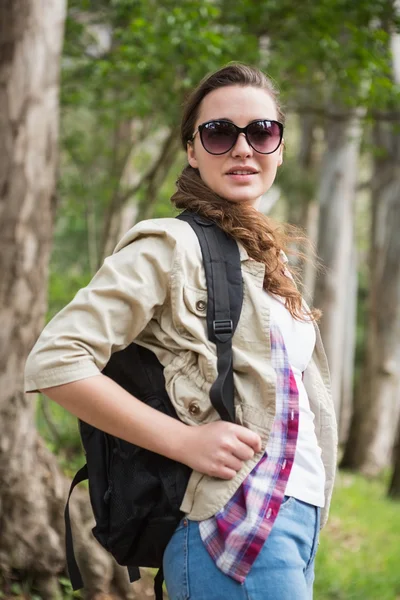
[188, 401, 201, 416]
[196, 300, 206, 312]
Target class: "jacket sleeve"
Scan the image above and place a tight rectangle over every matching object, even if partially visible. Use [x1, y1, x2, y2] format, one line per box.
[24, 221, 178, 393]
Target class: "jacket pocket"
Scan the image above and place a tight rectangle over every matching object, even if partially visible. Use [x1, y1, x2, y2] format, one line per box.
[179, 285, 209, 342]
[164, 354, 216, 425]
[183, 285, 208, 317]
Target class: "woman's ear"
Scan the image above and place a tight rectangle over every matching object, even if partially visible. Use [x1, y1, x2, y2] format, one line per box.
[187, 142, 198, 169]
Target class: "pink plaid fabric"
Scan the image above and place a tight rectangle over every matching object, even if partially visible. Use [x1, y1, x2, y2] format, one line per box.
[199, 321, 300, 582]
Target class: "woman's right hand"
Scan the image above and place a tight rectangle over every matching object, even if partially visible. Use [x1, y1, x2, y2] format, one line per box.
[179, 421, 263, 480]
[39, 376, 262, 480]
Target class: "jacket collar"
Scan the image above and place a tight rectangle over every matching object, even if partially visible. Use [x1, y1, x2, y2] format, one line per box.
[237, 242, 289, 266]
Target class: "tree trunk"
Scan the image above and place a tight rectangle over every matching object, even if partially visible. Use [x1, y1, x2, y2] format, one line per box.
[388, 405, 400, 498]
[338, 238, 358, 444]
[283, 113, 320, 300]
[0, 0, 65, 592]
[100, 119, 134, 262]
[313, 110, 364, 419]
[340, 120, 400, 475]
[293, 112, 320, 303]
[302, 200, 319, 304]
[387, 2, 400, 499]
[388, 408, 400, 498]
[285, 113, 316, 231]
[134, 128, 180, 224]
[0, 3, 138, 598]
[100, 127, 180, 263]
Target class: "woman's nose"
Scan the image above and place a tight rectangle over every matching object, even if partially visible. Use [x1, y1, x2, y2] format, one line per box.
[231, 132, 253, 157]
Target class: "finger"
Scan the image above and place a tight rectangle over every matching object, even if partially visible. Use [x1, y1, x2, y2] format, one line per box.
[223, 455, 243, 473]
[232, 440, 255, 462]
[235, 426, 262, 453]
[216, 466, 238, 480]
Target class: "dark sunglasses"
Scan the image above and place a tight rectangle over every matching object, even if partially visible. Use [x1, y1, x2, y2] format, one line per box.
[191, 119, 284, 155]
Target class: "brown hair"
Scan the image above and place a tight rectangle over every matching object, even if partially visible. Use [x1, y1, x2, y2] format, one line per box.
[171, 63, 319, 322]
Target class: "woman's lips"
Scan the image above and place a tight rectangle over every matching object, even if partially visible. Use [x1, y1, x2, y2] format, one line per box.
[226, 172, 258, 182]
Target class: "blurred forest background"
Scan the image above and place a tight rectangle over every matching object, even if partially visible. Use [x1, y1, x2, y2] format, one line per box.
[1, 0, 400, 599]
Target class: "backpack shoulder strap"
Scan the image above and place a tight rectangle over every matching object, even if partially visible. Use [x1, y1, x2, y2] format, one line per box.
[176, 211, 243, 423]
[64, 464, 88, 590]
[65, 464, 141, 592]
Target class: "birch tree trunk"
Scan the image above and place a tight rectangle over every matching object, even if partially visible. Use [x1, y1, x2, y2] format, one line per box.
[0, 3, 137, 598]
[280, 112, 320, 302]
[313, 110, 364, 426]
[302, 200, 319, 305]
[296, 115, 320, 304]
[387, 5, 400, 496]
[0, 1, 66, 593]
[285, 113, 316, 232]
[340, 120, 400, 475]
[339, 239, 358, 443]
[100, 127, 180, 263]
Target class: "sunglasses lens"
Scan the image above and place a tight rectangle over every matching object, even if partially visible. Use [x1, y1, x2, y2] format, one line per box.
[201, 121, 237, 154]
[247, 121, 282, 153]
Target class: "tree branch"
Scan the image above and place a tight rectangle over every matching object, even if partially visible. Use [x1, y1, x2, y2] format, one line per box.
[135, 127, 181, 223]
[118, 125, 180, 206]
[99, 124, 180, 262]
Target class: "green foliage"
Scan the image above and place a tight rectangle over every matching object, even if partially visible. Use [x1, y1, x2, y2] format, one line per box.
[58, 577, 82, 599]
[316, 471, 400, 599]
[48, 270, 91, 320]
[36, 396, 84, 478]
[10, 584, 22, 595]
[56, 0, 400, 290]
[0, 574, 82, 599]
[222, 0, 399, 108]
[64, 0, 260, 120]
[57, 0, 262, 284]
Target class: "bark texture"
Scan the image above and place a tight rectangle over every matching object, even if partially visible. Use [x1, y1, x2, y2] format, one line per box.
[0, 0, 66, 591]
[313, 110, 364, 423]
[341, 120, 400, 475]
[0, 2, 143, 597]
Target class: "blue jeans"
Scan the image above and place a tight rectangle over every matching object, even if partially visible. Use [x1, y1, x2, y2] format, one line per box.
[163, 496, 321, 600]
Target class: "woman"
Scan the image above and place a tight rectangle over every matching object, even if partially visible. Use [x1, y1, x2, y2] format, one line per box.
[25, 63, 338, 599]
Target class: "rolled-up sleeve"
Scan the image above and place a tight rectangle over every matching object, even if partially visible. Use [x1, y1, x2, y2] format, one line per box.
[24, 221, 177, 392]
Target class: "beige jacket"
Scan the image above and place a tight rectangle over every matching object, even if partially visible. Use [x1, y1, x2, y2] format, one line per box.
[25, 218, 338, 527]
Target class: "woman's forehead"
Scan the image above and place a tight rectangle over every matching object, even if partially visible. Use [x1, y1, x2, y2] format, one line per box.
[197, 86, 278, 126]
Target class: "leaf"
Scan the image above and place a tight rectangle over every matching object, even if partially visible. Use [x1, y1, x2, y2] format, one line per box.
[58, 576, 73, 588]
[10, 583, 22, 595]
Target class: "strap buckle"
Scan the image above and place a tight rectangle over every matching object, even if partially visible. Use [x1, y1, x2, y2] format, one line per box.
[213, 319, 233, 335]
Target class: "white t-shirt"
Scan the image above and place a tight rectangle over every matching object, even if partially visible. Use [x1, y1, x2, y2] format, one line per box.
[265, 292, 326, 508]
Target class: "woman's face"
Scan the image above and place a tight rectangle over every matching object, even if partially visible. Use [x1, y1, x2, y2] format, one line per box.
[187, 85, 283, 209]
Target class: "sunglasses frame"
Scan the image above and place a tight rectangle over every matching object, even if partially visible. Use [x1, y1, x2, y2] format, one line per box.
[191, 119, 284, 155]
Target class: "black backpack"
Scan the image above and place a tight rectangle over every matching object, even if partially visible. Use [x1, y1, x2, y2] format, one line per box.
[64, 211, 244, 599]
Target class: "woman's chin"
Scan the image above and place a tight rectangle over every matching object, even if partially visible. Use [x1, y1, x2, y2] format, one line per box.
[221, 191, 262, 207]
